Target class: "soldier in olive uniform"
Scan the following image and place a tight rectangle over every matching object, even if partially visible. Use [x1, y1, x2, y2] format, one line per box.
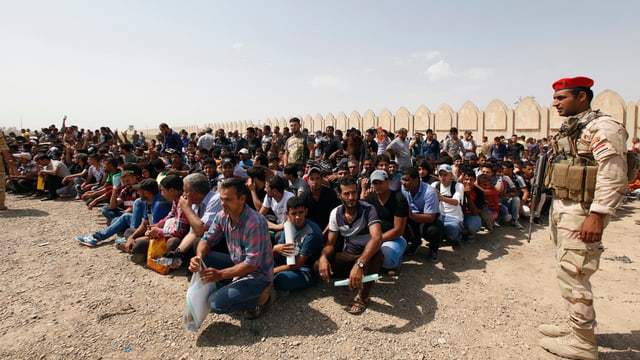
[0, 130, 10, 210]
[539, 76, 628, 360]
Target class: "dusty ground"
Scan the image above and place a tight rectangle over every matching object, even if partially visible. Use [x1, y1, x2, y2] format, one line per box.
[0, 192, 638, 360]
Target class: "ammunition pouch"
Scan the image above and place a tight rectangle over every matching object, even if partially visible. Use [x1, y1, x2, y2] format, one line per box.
[548, 162, 597, 203]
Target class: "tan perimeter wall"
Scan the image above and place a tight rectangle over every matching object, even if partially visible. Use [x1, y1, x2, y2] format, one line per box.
[143, 89, 640, 144]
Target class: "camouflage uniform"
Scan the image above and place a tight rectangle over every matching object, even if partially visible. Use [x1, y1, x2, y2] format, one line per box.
[0, 131, 8, 209]
[549, 109, 628, 330]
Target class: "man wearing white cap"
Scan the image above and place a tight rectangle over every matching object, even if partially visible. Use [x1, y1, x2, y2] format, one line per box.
[432, 164, 465, 248]
[9, 153, 37, 194]
[238, 148, 253, 169]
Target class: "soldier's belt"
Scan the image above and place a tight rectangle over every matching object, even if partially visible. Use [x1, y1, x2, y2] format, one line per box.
[548, 163, 597, 203]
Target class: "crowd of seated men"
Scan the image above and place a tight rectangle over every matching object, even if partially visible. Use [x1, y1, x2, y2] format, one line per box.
[3, 118, 554, 318]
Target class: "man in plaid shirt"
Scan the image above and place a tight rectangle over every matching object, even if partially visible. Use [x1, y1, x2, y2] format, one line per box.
[190, 178, 273, 320]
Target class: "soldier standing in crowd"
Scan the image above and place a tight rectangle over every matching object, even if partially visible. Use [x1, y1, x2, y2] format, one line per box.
[538, 76, 628, 360]
[0, 130, 10, 210]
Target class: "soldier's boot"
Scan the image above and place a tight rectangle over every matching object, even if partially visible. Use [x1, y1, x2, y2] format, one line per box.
[539, 328, 598, 360]
[538, 323, 570, 337]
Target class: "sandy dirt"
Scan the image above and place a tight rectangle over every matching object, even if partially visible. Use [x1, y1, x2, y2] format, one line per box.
[0, 193, 638, 359]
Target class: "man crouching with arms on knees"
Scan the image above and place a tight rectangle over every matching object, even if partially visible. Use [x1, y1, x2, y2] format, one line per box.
[315, 177, 383, 315]
[539, 76, 629, 360]
[189, 178, 273, 320]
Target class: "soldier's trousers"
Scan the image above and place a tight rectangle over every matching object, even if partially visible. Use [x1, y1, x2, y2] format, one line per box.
[550, 199, 608, 330]
[0, 161, 6, 207]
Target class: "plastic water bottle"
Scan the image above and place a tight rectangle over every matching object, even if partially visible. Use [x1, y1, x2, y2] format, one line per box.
[156, 257, 182, 268]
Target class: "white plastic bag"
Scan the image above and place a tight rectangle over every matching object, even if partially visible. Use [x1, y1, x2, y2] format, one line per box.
[183, 260, 215, 332]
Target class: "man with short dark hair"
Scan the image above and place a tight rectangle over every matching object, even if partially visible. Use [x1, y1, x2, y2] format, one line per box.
[442, 127, 464, 158]
[316, 177, 383, 315]
[507, 134, 525, 161]
[197, 128, 215, 151]
[272, 197, 323, 294]
[283, 117, 314, 168]
[300, 167, 341, 237]
[159, 123, 182, 154]
[0, 131, 11, 210]
[423, 129, 440, 160]
[260, 176, 295, 234]
[190, 178, 273, 319]
[387, 128, 411, 168]
[400, 165, 443, 262]
[501, 161, 526, 229]
[364, 170, 408, 275]
[489, 137, 508, 160]
[322, 125, 342, 167]
[539, 76, 628, 359]
[360, 128, 378, 166]
[35, 153, 71, 201]
[127, 175, 189, 262]
[118, 179, 172, 253]
[283, 164, 307, 196]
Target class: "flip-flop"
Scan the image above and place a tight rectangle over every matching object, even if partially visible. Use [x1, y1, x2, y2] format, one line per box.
[345, 296, 369, 315]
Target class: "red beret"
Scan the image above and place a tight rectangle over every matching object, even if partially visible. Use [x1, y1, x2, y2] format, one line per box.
[552, 76, 594, 91]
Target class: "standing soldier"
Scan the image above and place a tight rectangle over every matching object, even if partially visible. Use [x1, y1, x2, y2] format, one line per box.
[0, 130, 10, 210]
[539, 76, 628, 360]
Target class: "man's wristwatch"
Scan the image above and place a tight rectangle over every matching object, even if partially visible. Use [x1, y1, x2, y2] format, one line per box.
[356, 260, 365, 269]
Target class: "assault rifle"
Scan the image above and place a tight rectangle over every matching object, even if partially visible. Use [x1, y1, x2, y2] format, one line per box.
[527, 151, 549, 242]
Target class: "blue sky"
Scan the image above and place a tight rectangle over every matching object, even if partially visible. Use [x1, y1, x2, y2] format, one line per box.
[2, 0, 639, 131]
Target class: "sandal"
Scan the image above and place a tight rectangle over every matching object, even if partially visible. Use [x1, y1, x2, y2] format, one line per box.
[245, 296, 270, 320]
[245, 283, 272, 320]
[345, 295, 369, 315]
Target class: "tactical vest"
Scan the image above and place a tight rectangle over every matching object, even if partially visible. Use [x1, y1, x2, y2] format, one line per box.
[544, 110, 603, 204]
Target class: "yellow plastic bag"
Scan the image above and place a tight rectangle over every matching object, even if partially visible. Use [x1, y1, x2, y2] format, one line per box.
[146, 234, 169, 275]
[36, 175, 45, 191]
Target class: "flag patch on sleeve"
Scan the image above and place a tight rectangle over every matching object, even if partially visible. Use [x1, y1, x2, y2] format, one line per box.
[593, 143, 609, 155]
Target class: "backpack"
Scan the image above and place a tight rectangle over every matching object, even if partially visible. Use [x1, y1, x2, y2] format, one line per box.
[433, 180, 457, 199]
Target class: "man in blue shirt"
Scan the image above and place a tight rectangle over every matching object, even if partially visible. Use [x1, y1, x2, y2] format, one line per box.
[159, 123, 183, 154]
[400, 166, 443, 262]
[423, 129, 440, 161]
[272, 197, 323, 294]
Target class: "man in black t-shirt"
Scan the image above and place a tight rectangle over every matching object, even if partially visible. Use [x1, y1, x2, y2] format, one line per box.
[300, 167, 341, 236]
[507, 134, 525, 161]
[364, 170, 409, 274]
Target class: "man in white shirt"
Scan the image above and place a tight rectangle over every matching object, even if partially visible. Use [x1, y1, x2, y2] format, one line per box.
[260, 175, 295, 240]
[432, 164, 465, 248]
[196, 128, 216, 151]
[35, 153, 71, 201]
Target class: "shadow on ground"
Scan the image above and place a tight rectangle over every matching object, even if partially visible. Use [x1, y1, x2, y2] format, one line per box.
[0, 208, 49, 218]
[597, 330, 640, 360]
[196, 289, 339, 347]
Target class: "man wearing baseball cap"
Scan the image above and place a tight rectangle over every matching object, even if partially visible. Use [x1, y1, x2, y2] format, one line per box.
[363, 170, 409, 275]
[538, 76, 628, 359]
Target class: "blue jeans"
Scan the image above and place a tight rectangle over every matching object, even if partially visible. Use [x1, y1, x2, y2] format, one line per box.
[441, 215, 463, 242]
[500, 196, 521, 221]
[273, 267, 317, 292]
[92, 199, 145, 241]
[463, 214, 482, 235]
[203, 251, 270, 314]
[381, 237, 407, 269]
[102, 206, 124, 222]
